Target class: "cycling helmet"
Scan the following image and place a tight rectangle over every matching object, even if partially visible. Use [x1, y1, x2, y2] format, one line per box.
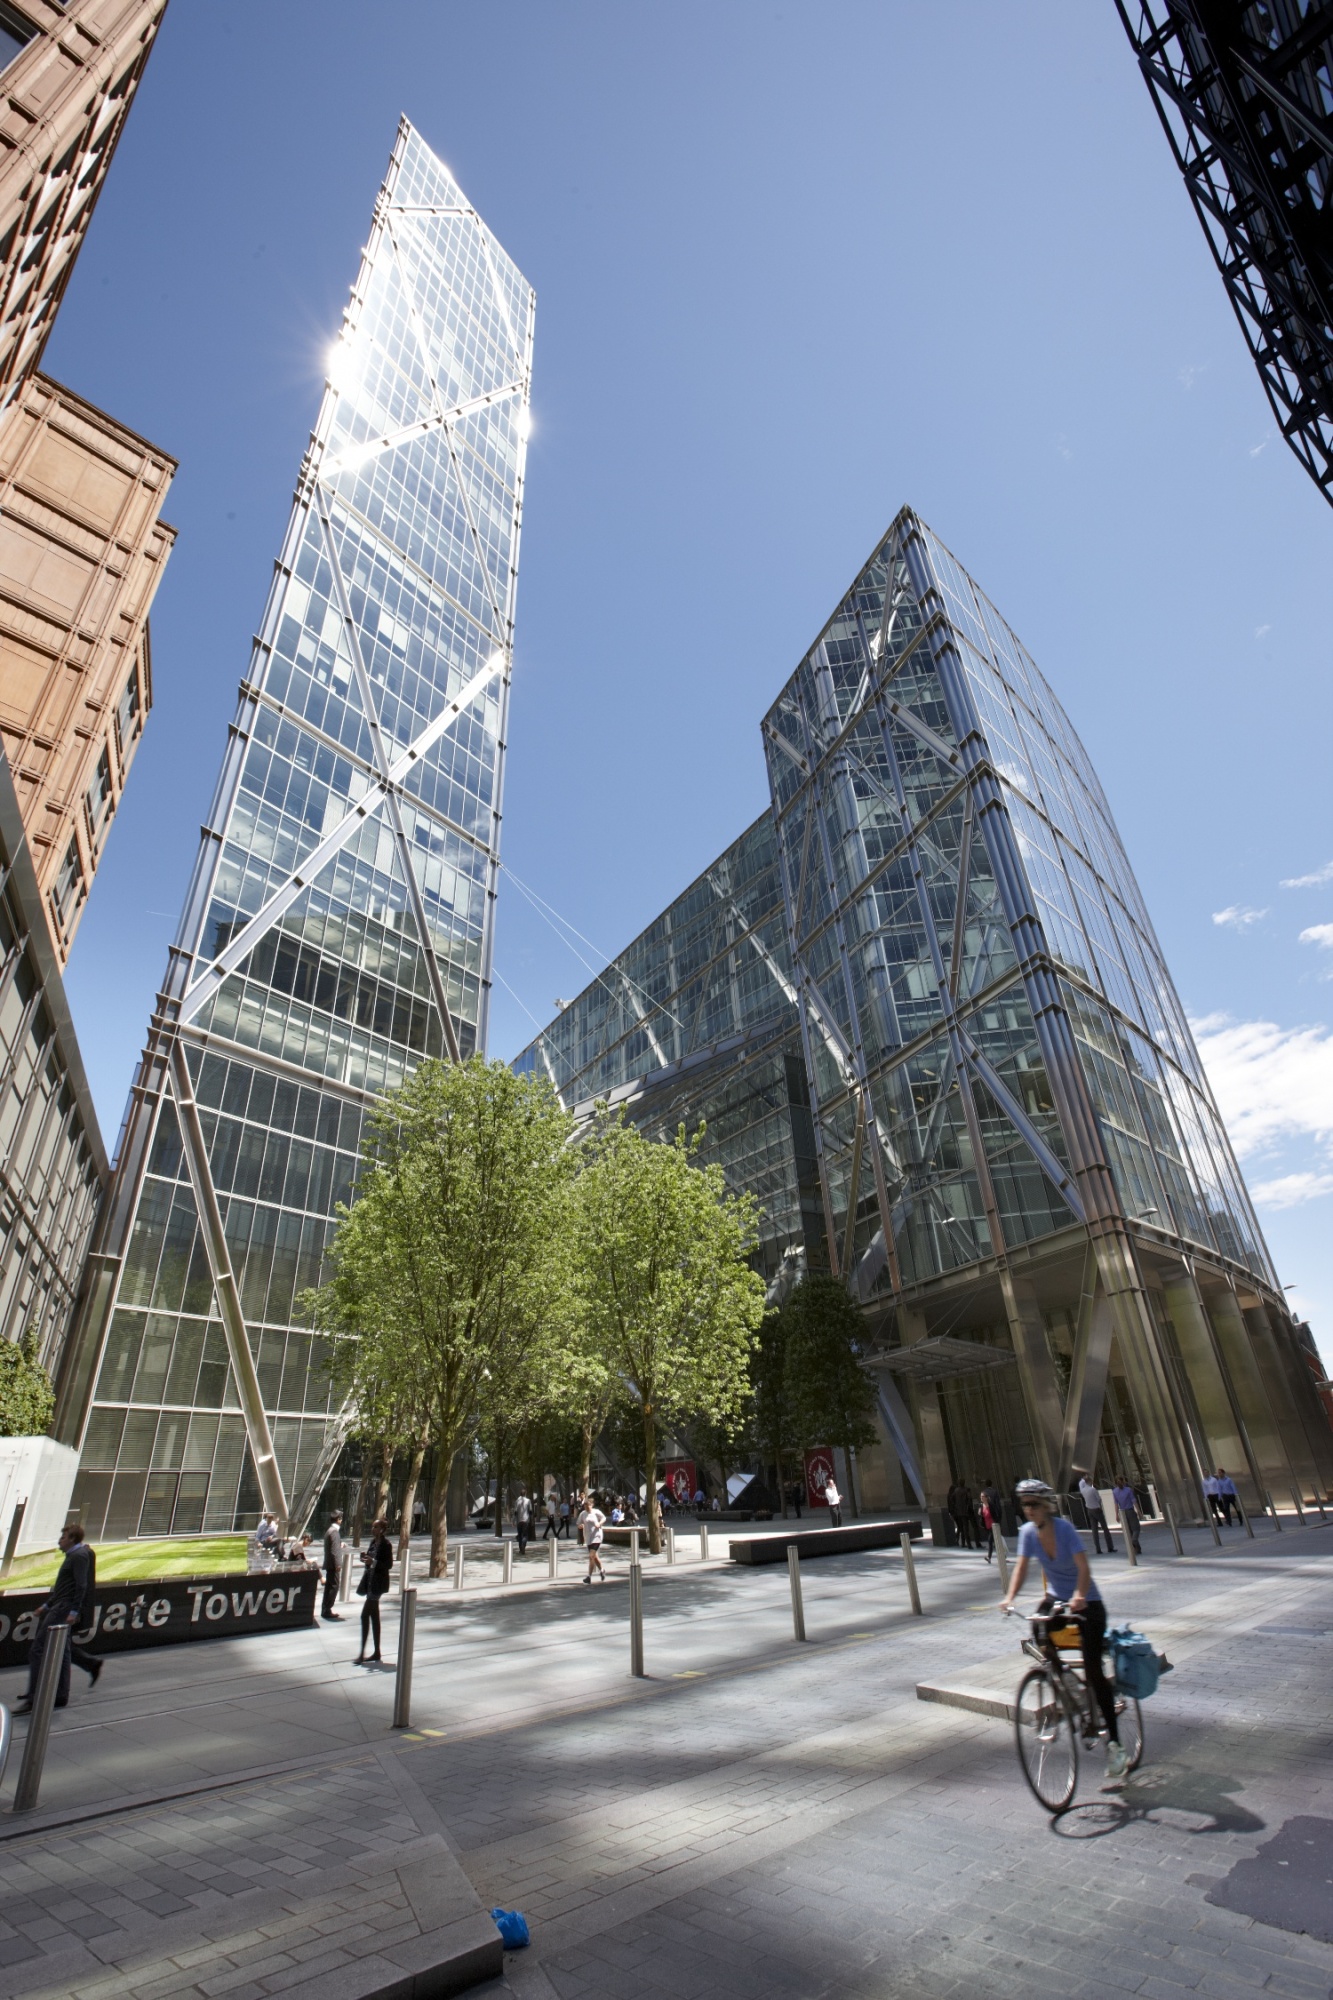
[1014, 1479, 1058, 1506]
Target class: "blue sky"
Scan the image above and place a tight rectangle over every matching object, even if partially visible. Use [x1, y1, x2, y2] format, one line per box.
[47, 3, 1333, 1354]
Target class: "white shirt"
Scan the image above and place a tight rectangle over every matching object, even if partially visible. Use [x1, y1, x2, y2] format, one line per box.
[1203, 1475, 1219, 1496]
[1078, 1479, 1103, 1513]
[824, 1482, 841, 1508]
[580, 1507, 605, 1545]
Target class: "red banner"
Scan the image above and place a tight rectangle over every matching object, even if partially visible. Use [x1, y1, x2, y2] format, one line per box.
[662, 1459, 696, 1506]
[805, 1447, 836, 1508]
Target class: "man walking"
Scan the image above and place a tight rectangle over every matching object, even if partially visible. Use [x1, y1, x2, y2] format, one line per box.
[579, 1497, 606, 1582]
[1216, 1468, 1240, 1526]
[824, 1476, 842, 1528]
[1111, 1474, 1142, 1556]
[514, 1487, 533, 1558]
[1203, 1471, 1223, 1523]
[1078, 1472, 1113, 1555]
[322, 1509, 344, 1621]
[15, 1523, 100, 1712]
[542, 1494, 559, 1540]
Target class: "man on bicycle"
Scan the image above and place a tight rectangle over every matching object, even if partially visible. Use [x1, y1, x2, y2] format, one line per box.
[1000, 1477, 1129, 1781]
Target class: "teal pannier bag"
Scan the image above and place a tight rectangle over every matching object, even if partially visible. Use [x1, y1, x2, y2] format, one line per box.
[1108, 1624, 1161, 1699]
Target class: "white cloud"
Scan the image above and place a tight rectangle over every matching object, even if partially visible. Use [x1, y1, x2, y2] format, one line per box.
[1254, 623, 1271, 639]
[1191, 1013, 1333, 1166]
[1248, 1171, 1333, 1209]
[1281, 860, 1333, 889]
[1300, 924, 1333, 949]
[1249, 435, 1271, 457]
[1211, 905, 1267, 930]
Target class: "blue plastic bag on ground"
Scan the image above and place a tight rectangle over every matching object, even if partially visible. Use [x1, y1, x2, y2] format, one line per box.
[1108, 1624, 1162, 1699]
[491, 1907, 530, 1949]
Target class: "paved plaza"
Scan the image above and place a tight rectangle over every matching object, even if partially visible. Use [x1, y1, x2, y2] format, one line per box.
[1, 1516, 1331, 1999]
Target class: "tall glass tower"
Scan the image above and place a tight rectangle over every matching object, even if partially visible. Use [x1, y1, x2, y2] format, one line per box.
[57, 120, 534, 1537]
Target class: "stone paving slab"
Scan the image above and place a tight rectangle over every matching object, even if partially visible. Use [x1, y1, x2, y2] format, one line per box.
[0, 1746, 501, 2000]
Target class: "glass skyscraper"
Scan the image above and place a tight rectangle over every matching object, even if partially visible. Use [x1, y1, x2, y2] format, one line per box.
[519, 509, 1333, 1524]
[59, 121, 534, 1537]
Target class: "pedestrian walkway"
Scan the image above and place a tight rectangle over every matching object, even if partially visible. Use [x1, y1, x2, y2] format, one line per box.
[1, 1523, 1330, 1999]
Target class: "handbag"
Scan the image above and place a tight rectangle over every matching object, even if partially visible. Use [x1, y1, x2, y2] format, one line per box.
[1108, 1624, 1170, 1699]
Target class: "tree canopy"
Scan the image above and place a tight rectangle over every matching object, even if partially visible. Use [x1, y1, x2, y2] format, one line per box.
[0, 1329, 54, 1437]
[572, 1115, 766, 1551]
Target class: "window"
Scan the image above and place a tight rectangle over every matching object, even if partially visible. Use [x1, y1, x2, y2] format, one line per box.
[52, 833, 83, 928]
[115, 672, 141, 761]
[0, 7, 33, 79]
[85, 746, 113, 845]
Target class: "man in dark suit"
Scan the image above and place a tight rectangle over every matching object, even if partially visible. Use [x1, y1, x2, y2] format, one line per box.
[322, 1509, 344, 1621]
[15, 1522, 101, 1712]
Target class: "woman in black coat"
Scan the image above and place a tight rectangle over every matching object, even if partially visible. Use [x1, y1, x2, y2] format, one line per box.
[356, 1516, 394, 1662]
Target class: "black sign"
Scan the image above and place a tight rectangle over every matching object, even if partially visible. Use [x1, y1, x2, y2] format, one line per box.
[0, 1567, 318, 1668]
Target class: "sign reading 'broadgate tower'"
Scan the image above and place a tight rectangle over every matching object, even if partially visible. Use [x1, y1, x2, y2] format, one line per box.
[53, 120, 535, 1538]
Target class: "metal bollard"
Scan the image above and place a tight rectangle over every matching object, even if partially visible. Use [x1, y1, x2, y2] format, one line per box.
[1239, 1498, 1255, 1539]
[548, 1536, 559, 1580]
[502, 1539, 513, 1585]
[401, 1545, 412, 1592]
[1292, 1485, 1308, 1527]
[1267, 1489, 1283, 1532]
[991, 1522, 1009, 1589]
[452, 1543, 464, 1589]
[901, 1531, 922, 1615]
[1164, 1503, 1183, 1556]
[12, 1623, 68, 1813]
[630, 1528, 640, 1568]
[339, 1545, 354, 1602]
[1202, 1492, 1221, 1547]
[392, 1587, 416, 1728]
[787, 1544, 806, 1642]
[629, 1562, 644, 1677]
[699, 1521, 709, 1561]
[0, 1697, 11, 1789]
[666, 1526, 676, 1566]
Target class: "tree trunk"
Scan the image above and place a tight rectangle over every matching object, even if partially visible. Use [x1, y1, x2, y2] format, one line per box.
[579, 1419, 595, 1497]
[351, 1452, 371, 1547]
[375, 1440, 394, 1522]
[777, 1448, 788, 1517]
[429, 1452, 450, 1578]
[844, 1443, 860, 1518]
[494, 1436, 505, 1538]
[642, 1404, 661, 1554]
[398, 1438, 426, 1573]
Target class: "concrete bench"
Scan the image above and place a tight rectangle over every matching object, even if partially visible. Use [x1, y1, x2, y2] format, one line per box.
[728, 1518, 924, 1564]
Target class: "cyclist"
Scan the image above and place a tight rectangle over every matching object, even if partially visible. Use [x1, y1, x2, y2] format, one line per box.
[1000, 1477, 1129, 1782]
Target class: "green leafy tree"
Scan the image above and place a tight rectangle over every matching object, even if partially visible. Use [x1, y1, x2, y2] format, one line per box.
[0, 1330, 54, 1437]
[750, 1304, 810, 1516]
[573, 1114, 765, 1553]
[305, 1057, 574, 1575]
[784, 1275, 879, 1513]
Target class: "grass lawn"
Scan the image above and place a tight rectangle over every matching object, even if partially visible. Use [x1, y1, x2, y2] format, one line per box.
[0, 1535, 248, 1591]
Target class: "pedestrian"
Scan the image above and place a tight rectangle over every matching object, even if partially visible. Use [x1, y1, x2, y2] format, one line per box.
[979, 1486, 995, 1561]
[1078, 1472, 1113, 1555]
[514, 1487, 533, 1557]
[1216, 1467, 1240, 1527]
[947, 1481, 970, 1548]
[256, 1511, 279, 1550]
[15, 1522, 101, 1713]
[559, 1496, 571, 1539]
[322, 1509, 344, 1621]
[1111, 1473, 1141, 1555]
[1203, 1471, 1223, 1522]
[580, 1498, 606, 1582]
[824, 1476, 842, 1528]
[356, 1516, 394, 1662]
[543, 1495, 558, 1540]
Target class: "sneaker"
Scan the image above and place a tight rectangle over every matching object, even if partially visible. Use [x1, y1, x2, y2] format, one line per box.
[11, 1699, 31, 1715]
[87, 1660, 102, 1686]
[1105, 1743, 1130, 1781]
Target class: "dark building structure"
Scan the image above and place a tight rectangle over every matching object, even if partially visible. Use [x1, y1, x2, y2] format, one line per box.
[1118, 0, 1333, 508]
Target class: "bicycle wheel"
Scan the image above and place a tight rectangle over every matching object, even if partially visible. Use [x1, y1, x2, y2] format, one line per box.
[1115, 1694, 1144, 1771]
[1015, 1666, 1079, 1813]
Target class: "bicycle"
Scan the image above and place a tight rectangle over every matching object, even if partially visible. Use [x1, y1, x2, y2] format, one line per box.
[1010, 1601, 1144, 1813]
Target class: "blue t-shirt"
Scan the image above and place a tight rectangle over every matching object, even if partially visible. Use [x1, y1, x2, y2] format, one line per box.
[1017, 1515, 1101, 1604]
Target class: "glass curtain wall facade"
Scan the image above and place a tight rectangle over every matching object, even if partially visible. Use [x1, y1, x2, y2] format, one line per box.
[515, 813, 822, 1292]
[59, 121, 534, 1537]
[521, 507, 1331, 1524]
[763, 508, 1332, 1519]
